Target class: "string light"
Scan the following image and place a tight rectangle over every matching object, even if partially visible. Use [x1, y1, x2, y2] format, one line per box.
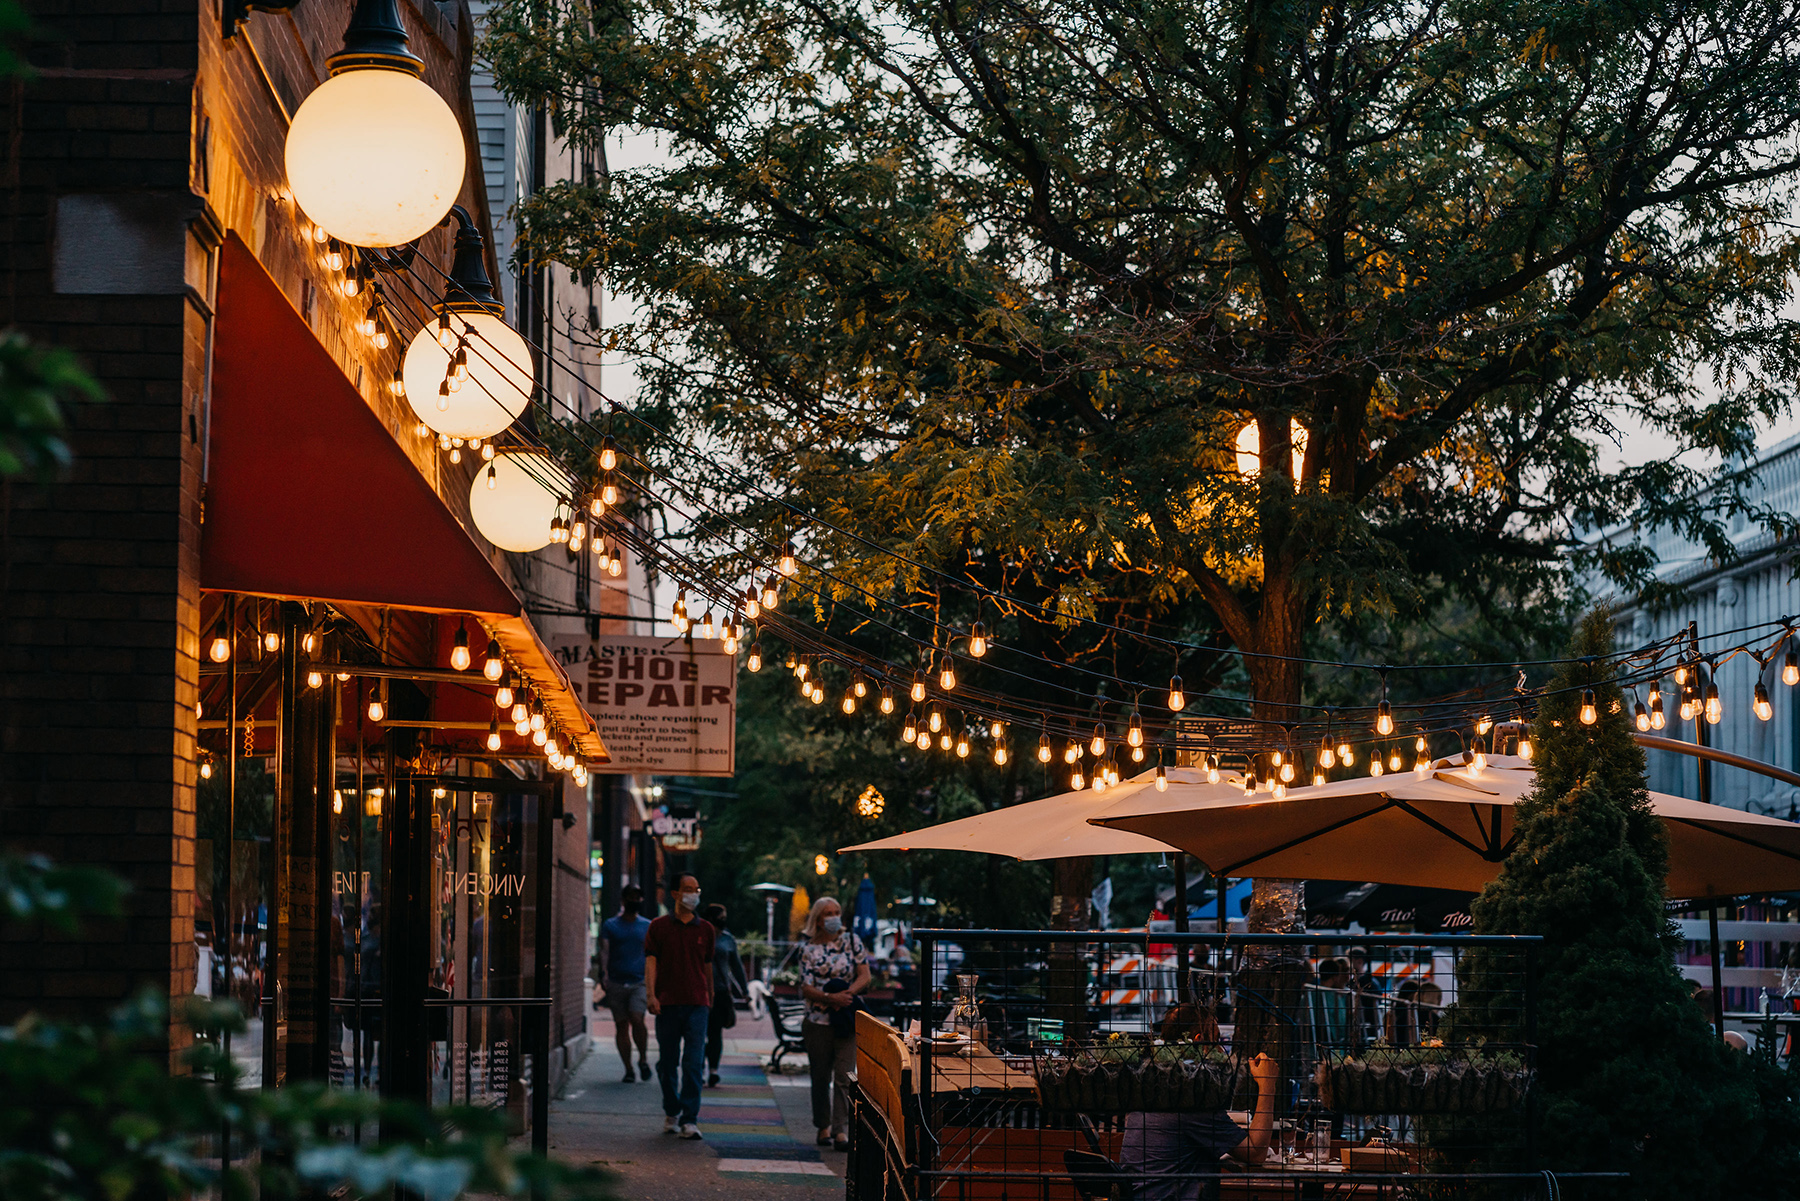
[747, 642, 763, 672]
[1127, 711, 1144, 747]
[1375, 699, 1394, 736]
[723, 623, 740, 655]
[842, 687, 857, 715]
[938, 653, 957, 691]
[366, 683, 385, 723]
[929, 706, 944, 733]
[598, 434, 619, 471]
[306, 669, 323, 689]
[1705, 682, 1722, 725]
[1155, 762, 1168, 791]
[1090, 724, 1106, 756]
[1131, 745, 1145, 763]
[1167, 675, 1185, 712]
[1071, 768, 1086, 790]
[743, 589, 761, 620]
[530, 696, 546, 731]
[1578, 689, 1597, 725]
[879, 684, 895, 714]
[1787, 647, 1799, 687]
[200, 754, 214, 780]
[969, 621, 988, 658]
[1518, 734, 1533, 760]
[993, 739, 1008, 766]
[1337, 738, 1354, 767]
[1471, 742, 1487, 775]
[1648, 680, 1665, 729]
[1206, 755, 1220, 785]
[778, 541, 799, 576]
[903, 712, 918, 742]
[1038, 732, 1054, 763]
[956, 731, 971, 758]
[852, 672, 868, 699]
[1319, 735, 1335, 769]
[1388, 747, 1403, 773]
[1312, 766, 1325, 786]
[1064, 739, 1080, 764]
[1476, 714, 1493, 736]
[910, 672, 927, 704]
[1634, 699, 1650, 731]
[1754, 681, 1773, 721]
[487, 715, 502, 752]
[761, 575, 780, 610]
[1370, 754, 1384, 777]
[482, 638, 504, 681]
[263, 630, 281, 653]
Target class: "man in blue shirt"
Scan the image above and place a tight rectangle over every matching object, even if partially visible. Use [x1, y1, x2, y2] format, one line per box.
[597, 885, 653, 1082]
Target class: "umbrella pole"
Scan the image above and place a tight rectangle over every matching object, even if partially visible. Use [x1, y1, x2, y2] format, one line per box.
[1174, 853, 1189, 1002]
[1693, 686, 1727, 1044]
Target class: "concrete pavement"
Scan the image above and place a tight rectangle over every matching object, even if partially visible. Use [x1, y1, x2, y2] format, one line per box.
[545, 1014, 843, 1200]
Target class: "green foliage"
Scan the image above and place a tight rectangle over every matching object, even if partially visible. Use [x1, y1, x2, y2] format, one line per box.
[0, 854, 620, 1201]
[484, 0, 1800, 710]
[0, 328, 104, 480]
[1452, 611, 1793, 1198]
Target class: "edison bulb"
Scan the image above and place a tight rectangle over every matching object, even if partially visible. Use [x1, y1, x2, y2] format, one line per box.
[404, 310, 534, 439]
[469, 451, 565, 552]
[286, 68, 464, 247]
[208, 635, 231, 663]
[1155, 767, 1168, 792]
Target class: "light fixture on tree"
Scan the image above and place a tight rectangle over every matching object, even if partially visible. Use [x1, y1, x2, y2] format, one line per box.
[402, 208, 533, 439]
[283, 0, 465, 248]
[469, 450, 566, 552]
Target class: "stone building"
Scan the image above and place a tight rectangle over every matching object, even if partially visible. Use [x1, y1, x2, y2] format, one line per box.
[0, 0, 617, 1112]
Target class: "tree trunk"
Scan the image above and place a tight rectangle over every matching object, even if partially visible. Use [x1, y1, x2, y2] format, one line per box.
[1233, 577, 1309, 1069]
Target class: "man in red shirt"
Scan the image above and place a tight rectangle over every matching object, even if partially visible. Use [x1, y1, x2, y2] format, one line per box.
[644, 873, 715, 1138]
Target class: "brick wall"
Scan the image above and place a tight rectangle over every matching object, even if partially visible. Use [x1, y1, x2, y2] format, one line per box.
[0, 0, 203, 1053]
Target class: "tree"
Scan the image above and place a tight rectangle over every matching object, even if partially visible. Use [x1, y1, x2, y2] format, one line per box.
[487, 0, 1800, 940]
[1450, 611, 1792, 1197]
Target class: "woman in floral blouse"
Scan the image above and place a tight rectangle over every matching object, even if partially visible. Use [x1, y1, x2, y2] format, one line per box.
[798, 895, 871, 1150]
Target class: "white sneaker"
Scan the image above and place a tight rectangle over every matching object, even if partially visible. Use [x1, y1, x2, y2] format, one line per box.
[679, 1123, 703, 1140]
[663, 1115, 678, 1133]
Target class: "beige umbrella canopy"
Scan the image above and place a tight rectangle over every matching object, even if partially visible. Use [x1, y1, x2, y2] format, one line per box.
[1090, 756, 1800, 898]
[838, 767, 1242, 861]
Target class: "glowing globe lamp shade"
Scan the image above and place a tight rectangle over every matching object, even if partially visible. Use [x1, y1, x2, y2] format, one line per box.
[285, 67, 464, 248]
[469, 451, 565, 553]
[403, 310, 534, 439]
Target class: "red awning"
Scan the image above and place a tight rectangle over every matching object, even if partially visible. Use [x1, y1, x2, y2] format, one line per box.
[202, 233, 604, 763]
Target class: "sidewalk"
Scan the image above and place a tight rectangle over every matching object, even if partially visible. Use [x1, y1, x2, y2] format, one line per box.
[545, 1013, 843, 1200]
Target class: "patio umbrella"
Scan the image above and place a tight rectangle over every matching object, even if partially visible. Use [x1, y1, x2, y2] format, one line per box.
[853, 875, 878, 944]
[1090, 756, 1800, 898]
[837, 767, 1231, 860]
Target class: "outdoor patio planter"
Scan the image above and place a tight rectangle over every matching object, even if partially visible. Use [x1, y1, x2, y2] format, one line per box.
[1033, 1037, 1246, 1112]
[1316, 1048, 1531, 1115]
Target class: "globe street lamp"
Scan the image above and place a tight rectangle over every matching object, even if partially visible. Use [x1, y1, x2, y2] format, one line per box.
[285, 0, 466, 248]
[402, 207, 535, 440]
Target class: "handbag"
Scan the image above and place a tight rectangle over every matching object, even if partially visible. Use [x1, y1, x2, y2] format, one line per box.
[824, 977, 865, 1037]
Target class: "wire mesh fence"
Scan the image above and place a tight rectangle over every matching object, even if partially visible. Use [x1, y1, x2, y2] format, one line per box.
[849, 929, 1625, 1201]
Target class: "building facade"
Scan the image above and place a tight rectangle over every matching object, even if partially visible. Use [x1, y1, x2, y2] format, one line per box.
[1594, 432, 1800, 818]
[0, 0, 609, 1105]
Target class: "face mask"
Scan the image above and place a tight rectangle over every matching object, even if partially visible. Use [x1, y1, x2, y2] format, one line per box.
[822, 916, 843, 935]
[679, 890, 701, 911]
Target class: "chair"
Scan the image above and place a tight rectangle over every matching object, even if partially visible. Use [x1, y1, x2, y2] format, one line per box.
[767, 996, 810, 1071]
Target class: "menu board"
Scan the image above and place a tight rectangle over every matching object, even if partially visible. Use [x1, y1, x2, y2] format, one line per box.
[551, 634, 737, 776]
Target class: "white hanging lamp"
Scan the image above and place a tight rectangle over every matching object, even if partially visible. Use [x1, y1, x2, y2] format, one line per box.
[470, 450, 566, 553]
[284, 0, 466, 248]
[402, 207, 535, 440]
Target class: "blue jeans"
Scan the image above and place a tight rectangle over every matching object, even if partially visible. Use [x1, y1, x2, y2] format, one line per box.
[654, 1004, 709, 1124]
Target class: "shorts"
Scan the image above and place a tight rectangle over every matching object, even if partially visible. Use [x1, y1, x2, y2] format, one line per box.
[604, 981, 647, 1017]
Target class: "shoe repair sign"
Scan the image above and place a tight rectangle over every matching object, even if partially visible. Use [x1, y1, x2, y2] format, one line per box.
[551, 634, 736, 776]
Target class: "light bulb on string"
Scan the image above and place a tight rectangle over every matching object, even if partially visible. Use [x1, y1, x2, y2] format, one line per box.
[1064, 739, 1080, 764]
[1093, 773, 1107, 795]
[486, 715, 502, 752]
[600, 472, 619, 507]
[209, 635, 231, 663]
[795, 657, 810, 681]
[810, 683, 825, 705]
[938, 654, 957, 691]
[598, 435, 619, 471]
[1370, 755, 1384, 777]
[1471, 742, 1487, 775]
[1167, 675, 1185, 711]
[1476, 714, 1493, 736]
[744, 589, 761, 620]
[449, 623, 471, 671]
[263, 630, 281, 653]
[366, 683, 385, 723]
[938, 730, 952, 751]
[993, 741, 1009, 766]
[1206, 755, 1220, 785]
[956, 732, 970, 759]
[1705, 682, 1722, 725]
[722, 624, 739, 655]
[1279, 760, 1295, 783]
[853, 672, 868, 699]
[761, 576, 780, 610]
[1337, 738, 1354, 767]
[1090, 724, 1106, 756]
[879, 685, 894, 714]
[1634, 700, 1650, 731]
[1375, 699, 1394, 737]
[1319, 736, 1335, 769]
[1388, 747, 1403, 772]
[747, 642, 763, 673]
[916, 728, 932, 749]
[1578, 688, 1597, 725]
[1787, 647, 1799, 687]
[482, 638, 504, 681]
[903, 712, 918, 742]
[1071, 768, 1086, 791]
[1272, 780, 1287, 799]
[1518, 735, 1533, 761]
[1312, 767, 1325, 786]
[1126, 711, 1144, 747]
[778, 541, 798, 576]
[530, 698, 545, 731]
[928, 706, 943, 734]
[531, 727, 547, 746]
[306, 669, 323, 690]
[910, 672, 927, 704]
[510, 697, 528, 724]
[842, 689, 857, 715]
[969, 622, 988, 658]
[700, 611, 716, 640]
[495, 674, 514, 711]
[1756, 681, 1774, 721]
[1155, 762, 1168, 792]
[1131, 745, 1144, 763]
[200, 755, 214, 781]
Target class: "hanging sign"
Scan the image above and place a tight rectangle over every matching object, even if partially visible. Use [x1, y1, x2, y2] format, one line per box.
[551, 634, 737, 776]
[650, 804, 704, 853]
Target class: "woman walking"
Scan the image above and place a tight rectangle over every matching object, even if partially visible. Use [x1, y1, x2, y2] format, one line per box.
[701, 902, 749, 1086]
[798, 895, 870, 1151]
